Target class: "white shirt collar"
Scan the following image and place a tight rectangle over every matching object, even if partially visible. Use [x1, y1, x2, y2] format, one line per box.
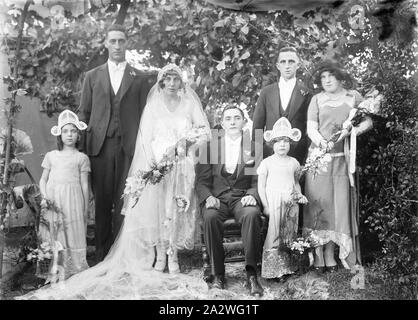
[279, 77, 297, 88]
[224, 134, 242, 174]
[225, 134, 242, 146]
[108, 59, 127, 70]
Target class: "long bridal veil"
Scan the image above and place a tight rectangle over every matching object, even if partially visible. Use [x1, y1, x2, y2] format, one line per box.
[17, 65, 211, 300]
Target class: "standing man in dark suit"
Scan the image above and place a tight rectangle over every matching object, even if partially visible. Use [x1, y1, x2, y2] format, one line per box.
[196, 106, 264, 297]
[252, 47, 312, 164]
[78, 24, 151, 262]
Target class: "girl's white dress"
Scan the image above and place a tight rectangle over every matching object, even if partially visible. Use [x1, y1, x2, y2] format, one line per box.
[257, 155, 300, 278]
[40, 150, 90, 278]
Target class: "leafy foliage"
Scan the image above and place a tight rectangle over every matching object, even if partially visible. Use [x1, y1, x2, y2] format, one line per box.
[2, 0, 417, 297]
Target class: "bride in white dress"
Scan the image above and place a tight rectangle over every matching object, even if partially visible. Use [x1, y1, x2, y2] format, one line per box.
[18, 64, 211, 300]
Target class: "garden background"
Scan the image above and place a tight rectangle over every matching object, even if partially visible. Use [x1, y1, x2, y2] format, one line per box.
[0, 0, 416, 299]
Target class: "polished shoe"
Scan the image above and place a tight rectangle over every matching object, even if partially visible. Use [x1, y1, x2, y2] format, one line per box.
[312, 266, 326, 274]
[246, 275, 264, 297]
[211, 274, 225, 290]
[277, 274, 292, 283]
[326, 265, 338, 273]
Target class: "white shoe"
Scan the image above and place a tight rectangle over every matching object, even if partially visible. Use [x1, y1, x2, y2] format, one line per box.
[154, 245, 167, 272]
[168, 250, 180, 274]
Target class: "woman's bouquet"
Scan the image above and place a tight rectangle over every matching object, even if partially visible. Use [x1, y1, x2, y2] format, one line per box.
[123, 125, 209, 208]
[26, 241, 53, 263]
[274, 190, 308, 244]
[301, 148, 333, 179]
[299, 126, 347, 180]
[342, 89, 383, 130]
[288, 231, 320, 254]
[287, 231, 320, 274]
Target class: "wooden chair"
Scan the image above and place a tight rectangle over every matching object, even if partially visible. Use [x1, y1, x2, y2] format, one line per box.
[201, 215, 268, 282]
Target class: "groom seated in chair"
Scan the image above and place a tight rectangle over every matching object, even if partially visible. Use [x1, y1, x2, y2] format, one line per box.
[195, 105, 264, 297]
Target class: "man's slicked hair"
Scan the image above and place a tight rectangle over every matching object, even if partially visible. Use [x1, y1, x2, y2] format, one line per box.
[221, 105, 245, 120]
[106, 24, 128, 38]
[275, 46, 301, 64]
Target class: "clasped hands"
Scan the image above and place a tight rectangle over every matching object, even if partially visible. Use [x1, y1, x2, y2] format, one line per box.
[205, 195, 257, 209]
[319, 121, 353, 152]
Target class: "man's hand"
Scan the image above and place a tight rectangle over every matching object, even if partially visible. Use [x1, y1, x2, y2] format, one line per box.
[205, 196, 220, 209]
[241, 195, 257, 207]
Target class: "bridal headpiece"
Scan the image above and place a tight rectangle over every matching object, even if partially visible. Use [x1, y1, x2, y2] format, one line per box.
[157, 63, 186, 84]
[264, 117, 301, 142]
[51, 109, 87, 136]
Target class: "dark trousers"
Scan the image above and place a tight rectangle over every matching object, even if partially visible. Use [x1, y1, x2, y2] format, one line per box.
[202, 190, 262, 275]
[90, 135, 131, 262]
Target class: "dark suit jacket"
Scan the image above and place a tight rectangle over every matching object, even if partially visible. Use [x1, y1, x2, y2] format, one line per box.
[252, 80, 312, 164]
[195, 134, 263, 207]
[78, 63, 151, 157]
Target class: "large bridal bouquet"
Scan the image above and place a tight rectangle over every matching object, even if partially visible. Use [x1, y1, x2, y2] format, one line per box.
[122, 125, 209, 208]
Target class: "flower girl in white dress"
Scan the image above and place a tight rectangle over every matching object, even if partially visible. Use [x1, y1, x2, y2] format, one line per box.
[257, 117, 308, 279]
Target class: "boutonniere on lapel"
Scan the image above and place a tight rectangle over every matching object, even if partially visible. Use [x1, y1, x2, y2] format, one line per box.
[129, 70, 137, 77]
[300, 88, 309, 96]
[298, 80, 309, 96]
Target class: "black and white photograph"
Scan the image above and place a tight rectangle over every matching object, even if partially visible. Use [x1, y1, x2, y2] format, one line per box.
[0, 0, 416, 304]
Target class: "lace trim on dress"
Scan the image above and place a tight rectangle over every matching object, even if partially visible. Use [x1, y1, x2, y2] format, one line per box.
[303, 227, 353, 260]
[61, 248, 89, 278]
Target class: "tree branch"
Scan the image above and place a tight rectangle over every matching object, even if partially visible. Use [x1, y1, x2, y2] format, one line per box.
[2, 0, 32, 185]
[115, 0, 131, 25]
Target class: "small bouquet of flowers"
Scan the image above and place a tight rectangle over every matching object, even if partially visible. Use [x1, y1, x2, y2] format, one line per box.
[274, 190, 308, 244]
[174, 194, 190, 213]
[287, 231, 320, 274]
[301, 148, 333, 179]
[26, 241, 53, 263]
[36, 198, 64, 280]
[123, 126, 209, 208]
[299, 127, 345, 180]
